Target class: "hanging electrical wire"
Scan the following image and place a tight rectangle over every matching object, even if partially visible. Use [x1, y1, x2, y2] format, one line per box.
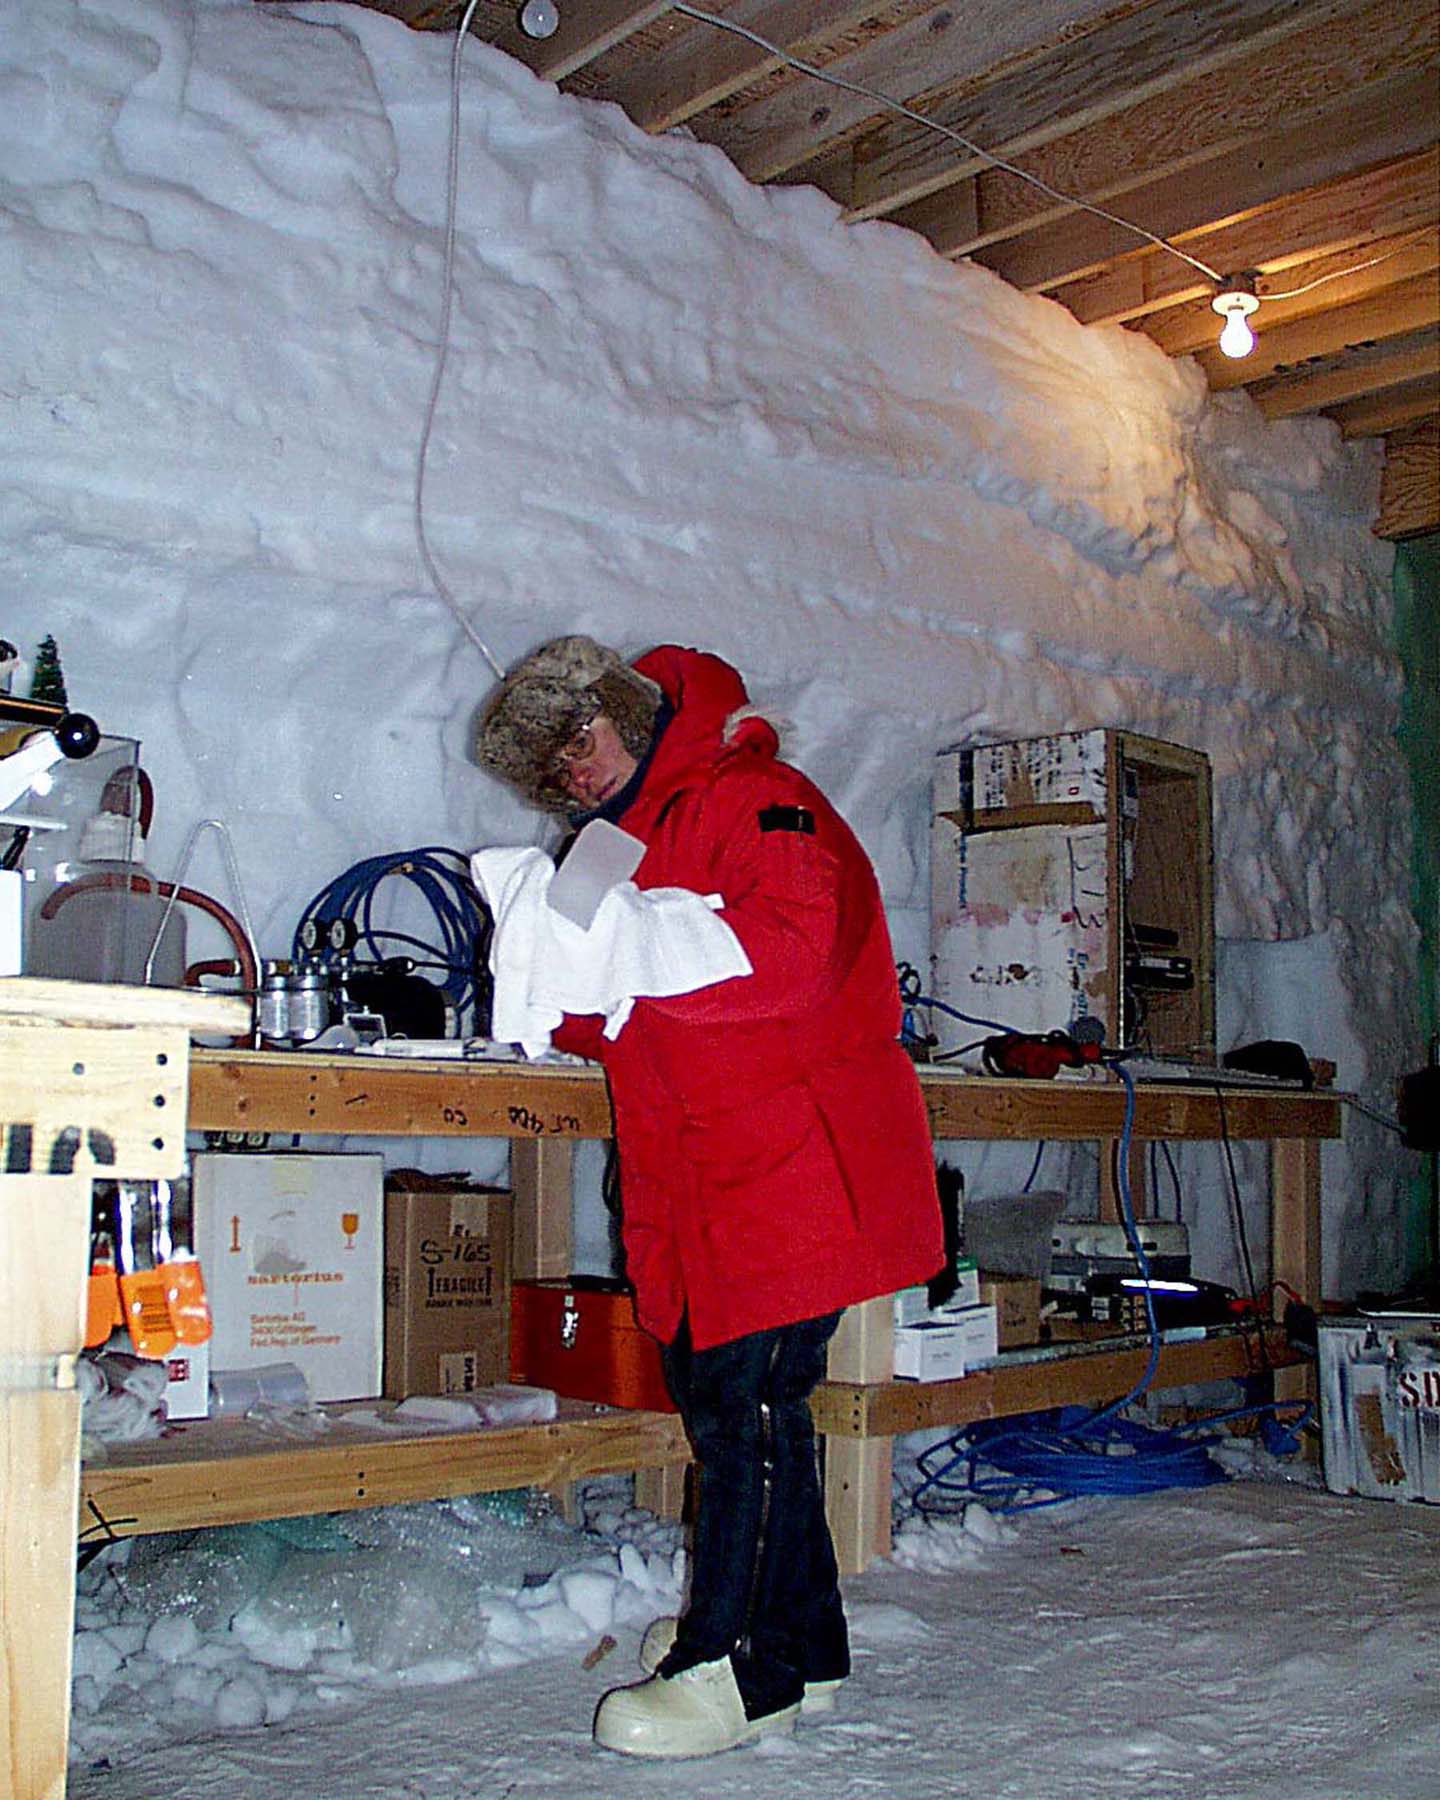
[415, 0, 507, 679]
[668, 2, 1226, 283]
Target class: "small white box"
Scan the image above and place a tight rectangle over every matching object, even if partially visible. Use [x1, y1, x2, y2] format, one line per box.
[163, 1337, 211, 1421]
[893, 1260, 981, 1329]
[947, 1303, 999, 1369]
[194, 1152, 384, 1403]
[1319, 1315, 1440, 1504]
[0, 868, 22, 975]
[894, 1321, 967, 1382]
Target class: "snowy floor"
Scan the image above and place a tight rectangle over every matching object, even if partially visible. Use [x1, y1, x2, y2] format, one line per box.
[68, 1458, 1440, 1800]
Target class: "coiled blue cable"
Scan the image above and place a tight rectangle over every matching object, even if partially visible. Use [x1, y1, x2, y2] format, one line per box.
[293, 846, 491, 1028]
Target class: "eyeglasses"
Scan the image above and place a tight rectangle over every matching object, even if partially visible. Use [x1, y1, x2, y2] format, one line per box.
[552, 722, 597, 770]
[538, 713, 602, 797]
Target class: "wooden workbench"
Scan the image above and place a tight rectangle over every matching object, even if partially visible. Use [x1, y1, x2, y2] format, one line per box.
[74, 1048, 1340, 1574]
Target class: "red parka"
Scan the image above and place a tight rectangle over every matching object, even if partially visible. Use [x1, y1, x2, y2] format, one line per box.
[555, 646, 944, 1351]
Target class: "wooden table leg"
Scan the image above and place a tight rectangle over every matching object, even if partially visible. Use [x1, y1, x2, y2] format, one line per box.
[1, 1172, 92, 1800]
[1271, 1136, 1322, 1406]
[510, 1137, 574, 1281]
[825, 1436, 892, 1575]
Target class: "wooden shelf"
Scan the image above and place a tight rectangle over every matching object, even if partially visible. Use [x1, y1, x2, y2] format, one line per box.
[188, 1049, 1342, 1145]
[82, 1400, 690, 1539]
[814, 1325, 1294, 1438]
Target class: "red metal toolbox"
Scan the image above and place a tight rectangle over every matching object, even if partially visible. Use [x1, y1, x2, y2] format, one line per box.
[509, 1277, 676, 1413]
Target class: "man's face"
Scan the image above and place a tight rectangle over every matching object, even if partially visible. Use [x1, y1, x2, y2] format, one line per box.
[553, 713, 638, 808]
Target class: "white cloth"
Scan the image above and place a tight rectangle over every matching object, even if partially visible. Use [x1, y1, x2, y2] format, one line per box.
[471, 845, 753, 1057]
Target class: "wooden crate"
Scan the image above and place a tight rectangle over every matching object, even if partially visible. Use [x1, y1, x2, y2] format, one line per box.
[931, 729, 1214, 1059]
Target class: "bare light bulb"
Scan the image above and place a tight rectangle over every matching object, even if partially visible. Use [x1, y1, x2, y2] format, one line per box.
[519, 0, 559, 37]
[1211, 281, 1259, 360]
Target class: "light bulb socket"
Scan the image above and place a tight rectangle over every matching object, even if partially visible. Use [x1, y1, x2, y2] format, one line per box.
[1211, 274, 1259, 323]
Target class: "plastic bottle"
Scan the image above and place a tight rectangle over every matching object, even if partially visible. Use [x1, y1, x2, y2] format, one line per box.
[28, 808, 187, 986]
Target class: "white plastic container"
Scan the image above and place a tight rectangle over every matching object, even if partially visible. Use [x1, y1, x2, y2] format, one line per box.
[28, 811, 186, 986]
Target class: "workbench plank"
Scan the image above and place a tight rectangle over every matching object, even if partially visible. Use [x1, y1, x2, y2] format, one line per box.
[188, 1050, 1342, 1144]
[81, 1403, 691, 1539]
[813, 1326, 1294, 1438]
[189, 1050, 614, 1138]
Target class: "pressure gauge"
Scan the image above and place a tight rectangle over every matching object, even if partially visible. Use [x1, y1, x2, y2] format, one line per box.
[298, 917, 323, 954]
[327, 916, 358, 953]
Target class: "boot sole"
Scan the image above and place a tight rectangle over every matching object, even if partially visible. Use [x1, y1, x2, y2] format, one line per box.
[594, 1701, 799, 1758]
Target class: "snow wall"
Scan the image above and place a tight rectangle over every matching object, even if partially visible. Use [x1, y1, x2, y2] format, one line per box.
[1, 0, 1422, 1296]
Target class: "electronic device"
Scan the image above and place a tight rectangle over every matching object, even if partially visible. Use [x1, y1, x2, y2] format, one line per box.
[1081, 1274, 1239, 1331]
[1046, 1219, 1190, 1297]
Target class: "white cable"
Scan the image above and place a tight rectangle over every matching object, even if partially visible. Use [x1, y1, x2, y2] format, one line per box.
[669, 1, 1226, 284]
[1261, 232, 1433, 301]
[414, 0, 507, 680]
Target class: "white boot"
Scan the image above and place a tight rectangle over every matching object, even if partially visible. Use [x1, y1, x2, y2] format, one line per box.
[638, 1617, 846, 1715]
[594, 1656, 799, 1759]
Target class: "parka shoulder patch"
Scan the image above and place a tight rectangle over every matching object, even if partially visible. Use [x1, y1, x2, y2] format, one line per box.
[758, 804, 815, 835]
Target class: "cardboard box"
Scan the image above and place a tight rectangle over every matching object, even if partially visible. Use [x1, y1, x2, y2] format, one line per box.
[194, 1151, 384, 1403]
[893, 1320, 967, 1382]
[946, 1302, 999, 1369]
[384, 1174, 511, 1400]
[510, 1278, 674, 1412]
[1319, 1315, 1440, 1504]
[895, 1259, 981, 1327]
[980, 1275, 1042, 1349]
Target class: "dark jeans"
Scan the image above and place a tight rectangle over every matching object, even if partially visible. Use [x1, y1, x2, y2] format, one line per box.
[660, 1311, 850, 1720]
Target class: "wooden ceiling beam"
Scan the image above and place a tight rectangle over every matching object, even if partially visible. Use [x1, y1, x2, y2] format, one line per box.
[1375, 419, 1440, 537]
[1249, 330, 1439, 421]
[478, 0, 670, 82]
[1330, 377, 1440, 439]
[1143, 235, 1438, 359]
[888, 0, 1434, 257]
[691, 0, 1142, 184]
[1190, 268, 1440, 389]
[838, 0, 1353, 224]
[598, 1, 884, 133]
[1052, 148, 1440, 327]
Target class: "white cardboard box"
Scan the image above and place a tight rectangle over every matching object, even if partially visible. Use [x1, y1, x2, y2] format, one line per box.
[194, 1152, 384, 1403]
[163, 1337, 211, 1421]
[1319, 1315, 1440, 1504]
[893, 1259, 981, 1328]
[894, 1321, 967, 1382]
[947, 1303, 1000, 1369]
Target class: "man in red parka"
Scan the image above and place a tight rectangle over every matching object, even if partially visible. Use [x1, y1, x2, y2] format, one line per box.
[476, 636, 943, 1759]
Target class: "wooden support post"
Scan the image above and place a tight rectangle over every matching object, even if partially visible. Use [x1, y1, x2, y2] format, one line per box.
[827, 1295, 894, 1385]
[2, 1175, 91, 1800]
[510, 1136, 574, 1280]
[1271, 1136, 1323, 1407]
[635, 1461, 688, 1520]
[0, 979, 248, 1800]
[824, 1436, 893, 1575]
[1098, 1133, 1148, 1223]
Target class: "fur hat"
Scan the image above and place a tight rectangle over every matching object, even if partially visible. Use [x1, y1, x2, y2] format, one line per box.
[475, 635, 662, 810]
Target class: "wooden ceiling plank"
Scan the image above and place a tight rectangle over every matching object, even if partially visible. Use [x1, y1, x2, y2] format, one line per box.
[842, 0, 1350, 223]
[890, 0, 1435, 257]
[693, 0, 1143, 184]
[962, 74, 1437, 288]
[599, 1, 884, 133]
[1055, 147, 1440, 327]
[486, 0, 672, 82]
[1252, 332, 1439, 420]
[1144, 234, 1439, 359]
[1331, 377, 1440, 439]
[1195, 269, 1440, 389]
[1375, 419, 1440, 537]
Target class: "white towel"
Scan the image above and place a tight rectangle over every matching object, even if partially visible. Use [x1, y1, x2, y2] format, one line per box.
[471, 845, 753, 1057]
